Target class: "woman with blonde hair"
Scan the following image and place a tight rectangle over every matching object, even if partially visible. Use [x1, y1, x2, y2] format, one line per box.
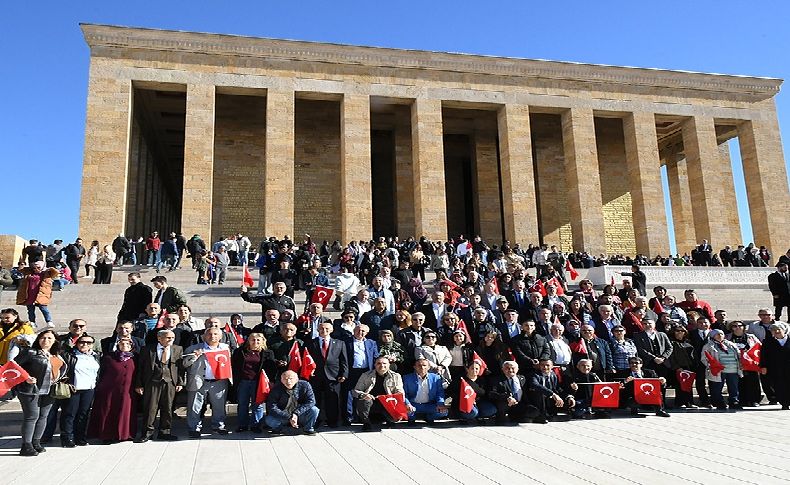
[231, 332, 276, 432]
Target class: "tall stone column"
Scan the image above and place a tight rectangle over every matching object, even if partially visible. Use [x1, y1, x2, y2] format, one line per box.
[497, 104, 539, 245]
[561, 108, 606, 254]
[665, 154, 697, 255]
[622, 112, 670, 256]
[411, 98, 447, 240]
[473, 126, 502, 243]
[716, 142, 742, 245]
[394, 107, 415, 237]
[181, 84, 215, 240]
[341, 94, 373, 243]
[681, 116, 729, 248]
[264, 89, 295, 239]
[78, 65, 132, 245]
[737, 110, 790, 253]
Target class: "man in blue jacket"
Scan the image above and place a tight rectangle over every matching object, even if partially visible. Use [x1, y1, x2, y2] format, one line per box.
[403, 359, 448, 424]
[265, 370, 319, 435]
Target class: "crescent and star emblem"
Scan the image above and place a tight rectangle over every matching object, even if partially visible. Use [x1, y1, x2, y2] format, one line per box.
[599, 385, 613, 398]
[0, 369, 21, 382]
[317, 290, 327, 300]
[639, 383, 654, 395]
[679, 370, 692, 380]
[464, 386, 474, 398]
[214, 353, 228, 367]
[385, 397, 398, 406]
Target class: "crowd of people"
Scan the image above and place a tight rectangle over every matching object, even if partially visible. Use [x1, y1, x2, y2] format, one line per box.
[1, 233, 789, 458]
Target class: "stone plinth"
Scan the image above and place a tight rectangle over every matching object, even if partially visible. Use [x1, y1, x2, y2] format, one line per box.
[0, 235, 26, 267]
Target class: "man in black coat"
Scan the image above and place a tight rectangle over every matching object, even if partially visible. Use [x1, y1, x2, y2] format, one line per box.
[510, 320, 550, 372]
[505, 280, 531, 321]
[134, 329, 184, 442]
[64, 238, 86, 284]
[619, 265, 647, 297]
[768, 262, 790, 322]
[117, 272, 153, 322]
[241, 281, 296, 323]
[759, 322, 790, 409]
[419, 291, 453, 330]
[489, 361, 536, 424]
[306, 322, 348, 427]
[689, 316, 712, 407]
[151, 276, 188, 314]
[528, 359, 575, 423]
[621, 357, 670, 417]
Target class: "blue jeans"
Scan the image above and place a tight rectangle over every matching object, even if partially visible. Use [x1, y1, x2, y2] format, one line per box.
[710, 373, 740, 407]
[27, 304, 52, 324]
[458, 399, 497, 420]
[236, 379, 263, 428]
[146, 249, 161, 266]
[158, 254, 178, 271]
[265, 406, 319, 432]
[408, 402, 449, 422]
[238, 251, 248, 266]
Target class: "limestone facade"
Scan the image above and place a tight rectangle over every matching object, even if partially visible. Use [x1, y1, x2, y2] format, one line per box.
[78, 24, 789, 255]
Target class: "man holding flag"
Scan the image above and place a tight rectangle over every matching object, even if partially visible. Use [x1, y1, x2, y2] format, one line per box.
[353, 356, 405, 431]
[182, 327, 232, 437]
[622, 357, 670, 417]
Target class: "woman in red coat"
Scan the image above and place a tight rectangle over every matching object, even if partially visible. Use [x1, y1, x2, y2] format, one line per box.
[87, 338, 138, 443]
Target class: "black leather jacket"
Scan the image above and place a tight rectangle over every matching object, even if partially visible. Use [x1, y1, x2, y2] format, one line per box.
[13, 348, 67, 395]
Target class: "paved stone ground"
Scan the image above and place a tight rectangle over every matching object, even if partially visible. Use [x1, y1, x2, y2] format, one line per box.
[1, 405, 789, 485]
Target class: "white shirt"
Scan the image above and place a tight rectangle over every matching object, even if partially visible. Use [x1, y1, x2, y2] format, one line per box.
[157, 343, 170, 362]
[432, 303, 444, 321]
[550, 339, 572, 365]
[414, 374, 431, 403]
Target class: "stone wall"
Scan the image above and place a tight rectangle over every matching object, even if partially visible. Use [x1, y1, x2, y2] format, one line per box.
[531, 114, 573, 251]
[294, 99, 341, 243]
[595, 118, 637, 256]
[0, 235, 26, 267]
[212, 94, 267, 244]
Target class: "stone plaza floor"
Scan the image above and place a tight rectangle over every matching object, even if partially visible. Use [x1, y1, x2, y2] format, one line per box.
[1, 404, 788, 485]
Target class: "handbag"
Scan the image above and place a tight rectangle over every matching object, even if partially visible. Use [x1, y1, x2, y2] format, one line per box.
[50, 381, 73, 400]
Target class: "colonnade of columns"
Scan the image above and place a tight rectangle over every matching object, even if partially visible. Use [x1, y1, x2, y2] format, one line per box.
[80, 79, 790, 256]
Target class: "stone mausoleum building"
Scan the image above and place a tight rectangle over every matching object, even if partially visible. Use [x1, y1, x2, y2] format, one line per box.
[79, 24, 790, 256]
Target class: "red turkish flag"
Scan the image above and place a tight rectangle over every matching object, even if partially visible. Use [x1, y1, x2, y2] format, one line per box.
[472, 351, 488, 375]
[205, 349, 232, 380]
[156, 310, 168, 329]
[591, 382, 620, 408]
[529, 279, 547, 297]
[456, 320, 472, 344]
[224, 322, 244, 345]
[459, 378, 477, 413]
[311, 285, 334, 309]
[652, 299, 665, 315]
[376, 393, 409, 421]
[255, 370, 271, 405]
[675, 369, 696, 393]
[570, 339, 588, 355]
[634, 378, 662, 406]
[487, 277, 499, 295]
[287, 341, 302, 373]
[242, 264, 255, 288]
[0, 361, 31, 396]
[547, 277, 565, 296]
[300, 348, 317, 380]
[565, 260, 579, 280]
[704, 350, 725, 377]
[740, 343, 762, 373]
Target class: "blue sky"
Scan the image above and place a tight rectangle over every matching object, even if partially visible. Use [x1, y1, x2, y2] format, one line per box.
[2, 1, 788, 254]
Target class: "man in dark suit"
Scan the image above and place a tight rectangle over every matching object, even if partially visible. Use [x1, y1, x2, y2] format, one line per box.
[489, 361, 536, 424]
[696, 239, 712, 266]
[768, 262, 790, 322]
[619, 265, 647, 297]
[307, 322, 348, 427]
[397, 312, 426, 371]
[510, 320, 551, 372]
[632, 319, 673, 402]
[100, 320, 146, 355]
[573, 325, 615, 377]
[719, 245, 734, 267]
[419, 291, 452, 330]
[622, 357, 670, 417]
[689, 316, 712, 407]
[505, 280, 531, 321]
[134, 329, 184, 442]
[528, 359, 575, 423]
[495, 308, 522, 344]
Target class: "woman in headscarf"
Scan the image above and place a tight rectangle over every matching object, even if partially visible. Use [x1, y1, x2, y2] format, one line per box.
[407, 278, 428, 308]
[414, 331, 451, 385]
[87, 337, 138, 443]
[377, 329, 404, 373]
[701, 329, 742, 410]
